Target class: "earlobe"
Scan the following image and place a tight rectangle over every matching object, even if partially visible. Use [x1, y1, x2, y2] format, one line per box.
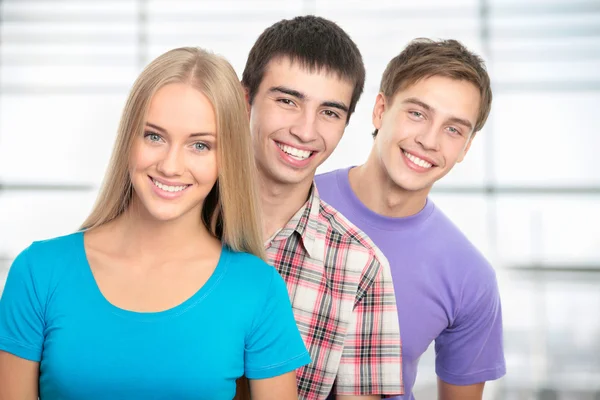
[372, 93, 386, 130]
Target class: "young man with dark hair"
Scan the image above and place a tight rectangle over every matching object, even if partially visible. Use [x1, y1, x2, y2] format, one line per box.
[316, 38, 506, 400]
[242, 15, 403, 400]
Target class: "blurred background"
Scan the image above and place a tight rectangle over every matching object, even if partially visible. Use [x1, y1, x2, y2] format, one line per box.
[0, 0, 599, 399]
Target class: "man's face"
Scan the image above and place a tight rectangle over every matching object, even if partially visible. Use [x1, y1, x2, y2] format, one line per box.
[248, 57, 354, 189]
[373, 75, 481, 193]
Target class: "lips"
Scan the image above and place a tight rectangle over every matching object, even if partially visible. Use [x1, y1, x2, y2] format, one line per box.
[148, 176, 192, 199]
[152, 179, 189, 193]
[275, 142, 314, 161]
[402, 150, 433, 169]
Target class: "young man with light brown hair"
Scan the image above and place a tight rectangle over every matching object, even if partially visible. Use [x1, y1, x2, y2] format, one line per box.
[317, 38, 506, 400]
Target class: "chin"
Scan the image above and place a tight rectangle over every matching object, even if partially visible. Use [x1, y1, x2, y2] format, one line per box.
[284, 173, 313, 186]
[138, 199, 194, 222]
[402, 183, 433, 193]
[389, 176, 433, 193]
[145, 209, 185, 222]
[267, 167, 311, 186]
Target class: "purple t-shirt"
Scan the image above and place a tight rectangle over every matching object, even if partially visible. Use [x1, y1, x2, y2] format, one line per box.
[315, 167, 506, 399]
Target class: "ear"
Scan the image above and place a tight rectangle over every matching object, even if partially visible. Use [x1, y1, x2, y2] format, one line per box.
[372, 93, 387, 131]
[457, 133, 475, 163]
[243, 86, 251, 119]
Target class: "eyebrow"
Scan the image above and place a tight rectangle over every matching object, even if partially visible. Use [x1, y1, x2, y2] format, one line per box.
[145, 122, 215, 138]
[269, 86, 349, 114]
[402, 97, 473, 131]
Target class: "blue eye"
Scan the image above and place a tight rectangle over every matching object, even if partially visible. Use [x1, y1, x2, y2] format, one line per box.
[447, 127, 461, 135]
[144, 131, 162, 142]
[194, 142, 208, 151]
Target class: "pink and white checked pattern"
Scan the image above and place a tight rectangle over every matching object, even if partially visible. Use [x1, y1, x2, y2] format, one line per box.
[265, 186, 403, 400]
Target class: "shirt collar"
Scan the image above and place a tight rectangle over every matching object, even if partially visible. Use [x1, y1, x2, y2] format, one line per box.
[267, 183, 322, 260]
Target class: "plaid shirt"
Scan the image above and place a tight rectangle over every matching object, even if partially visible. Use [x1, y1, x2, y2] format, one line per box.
[265, 185, 403, 400]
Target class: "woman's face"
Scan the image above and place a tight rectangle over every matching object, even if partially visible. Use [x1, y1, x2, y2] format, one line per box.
[129, 82, 219, 224]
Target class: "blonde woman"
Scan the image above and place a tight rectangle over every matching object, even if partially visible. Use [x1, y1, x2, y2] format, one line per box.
[0, 47, 310, 400]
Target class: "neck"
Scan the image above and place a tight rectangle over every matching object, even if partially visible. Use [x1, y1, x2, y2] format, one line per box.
[108, 197, 215, 260]
[258, 173, 313, 241]
[350, 149, 430, 218]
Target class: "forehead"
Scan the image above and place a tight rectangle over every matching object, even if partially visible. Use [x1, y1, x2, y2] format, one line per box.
[393, 76, 480, 124]
[260, 56, 353, 101]
[147, 83, 216, 131]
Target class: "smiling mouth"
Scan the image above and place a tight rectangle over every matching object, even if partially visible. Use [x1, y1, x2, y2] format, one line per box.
[402, 150, 434, 169]
[150, 177, 191, 193]
[275, 142, 314, 161]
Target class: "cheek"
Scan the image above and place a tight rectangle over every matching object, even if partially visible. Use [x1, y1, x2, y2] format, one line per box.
[398, 121, 423, 142]
[443, 140, 468, 164]
[129, 143, 152, 172]
[252, 102, 280, 136]
[131, 138, 167, 168]
[260, 105, 298, 138]
[190, 155, 219, 185]
[380, 118, 405, 145]
[319, 121, 345, 149]
[325, 131, 344, 152]
[378, 128, 398, 155]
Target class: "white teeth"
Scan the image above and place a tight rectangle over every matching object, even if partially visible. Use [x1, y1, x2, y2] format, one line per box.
[277, 143, 312, 160]
[152, 179, 188, 192]
[403, 151, 433, 168]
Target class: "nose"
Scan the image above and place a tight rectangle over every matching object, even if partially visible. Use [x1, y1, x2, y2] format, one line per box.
[415, 126, 441, 151]
[290, 110, 318, 143]
[157, 146, 185, 177]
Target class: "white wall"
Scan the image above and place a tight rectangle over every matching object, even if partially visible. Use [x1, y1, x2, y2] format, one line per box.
[1, 0, 599, 395]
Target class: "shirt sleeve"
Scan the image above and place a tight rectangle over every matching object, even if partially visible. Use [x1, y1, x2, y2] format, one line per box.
[244, 266, 311, 380]
[334, 253, 403, 396]
[435, 268, 506, 385]
[0, 246, 45, 362]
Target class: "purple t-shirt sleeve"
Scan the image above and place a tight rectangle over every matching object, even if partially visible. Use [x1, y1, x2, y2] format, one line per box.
[434, 268, 506, 385]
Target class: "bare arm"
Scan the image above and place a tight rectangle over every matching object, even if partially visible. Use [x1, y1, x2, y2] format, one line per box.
[438, 378, 484, 400]
[0, 351, 39, 400]
[250, 371, 300, 400]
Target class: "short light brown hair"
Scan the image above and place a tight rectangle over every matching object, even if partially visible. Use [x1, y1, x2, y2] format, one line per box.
[374, 38, 492, 136]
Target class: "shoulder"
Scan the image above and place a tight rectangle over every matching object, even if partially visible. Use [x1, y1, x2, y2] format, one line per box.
[428, 204, 496, 278]
[225, 249, 273, 275]
[317, 197, 389, 274]
[314, 168, 339, 184]
[6, 231, 83, 292]
[315, 168, 345, 197]
[11, 231, 82, 269]
[221, 249, 292, 320]
[25, 231, 83, 258]
[223, 248, 285, 292]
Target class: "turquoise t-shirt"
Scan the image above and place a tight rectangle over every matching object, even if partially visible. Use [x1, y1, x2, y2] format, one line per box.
[0, 232, 310, 399]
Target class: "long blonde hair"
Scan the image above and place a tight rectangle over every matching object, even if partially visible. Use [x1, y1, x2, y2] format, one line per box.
[81, 47, 265, 260]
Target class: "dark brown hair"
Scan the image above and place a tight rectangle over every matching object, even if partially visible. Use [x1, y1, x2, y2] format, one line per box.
[242, 15, 365, 123]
